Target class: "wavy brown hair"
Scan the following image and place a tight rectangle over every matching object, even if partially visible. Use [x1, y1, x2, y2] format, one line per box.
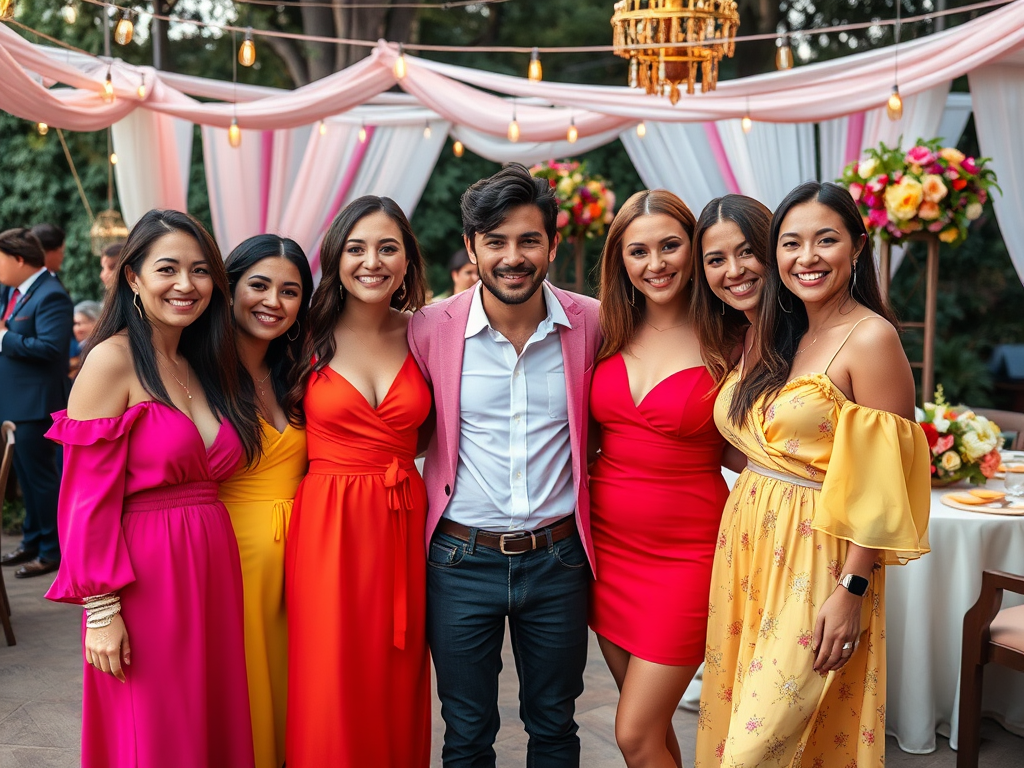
[728, 181, 899, 425]
[86, 209, 263, 465]
[289, 196, 427, 405]
[692, 195, 773, 384]
[596, 189, 697, 362]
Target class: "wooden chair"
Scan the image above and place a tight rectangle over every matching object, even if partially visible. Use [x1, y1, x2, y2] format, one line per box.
[957, 570, 1024, 767]
[973, 408, 1024, 451]
[0, 421, 16, 646]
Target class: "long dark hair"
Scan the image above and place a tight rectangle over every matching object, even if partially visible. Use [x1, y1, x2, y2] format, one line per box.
[86, 209, 263, 464]
[692, 195, 773, 384]
[225, 235, 314, 427]
[729, 181, 899, 424]
[597, 189, 697, 361]
[290, 196, 427, 401]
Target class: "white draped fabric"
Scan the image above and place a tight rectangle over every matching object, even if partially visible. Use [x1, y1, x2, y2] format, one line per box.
[970, 50, 1024, 286]
[452, 125, 624, 166]
[716, 120, 817, 209]
[110, 110, 193, 226]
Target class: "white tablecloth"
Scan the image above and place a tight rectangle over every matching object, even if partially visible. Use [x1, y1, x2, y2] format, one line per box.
[885, 481, 1024, 753]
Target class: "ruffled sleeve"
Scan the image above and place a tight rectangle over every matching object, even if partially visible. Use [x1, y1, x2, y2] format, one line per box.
[816, 401, 931, 565]
[43, 406, 146, 604]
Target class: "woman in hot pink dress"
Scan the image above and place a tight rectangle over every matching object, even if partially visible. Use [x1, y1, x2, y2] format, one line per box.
[589, 190, 730, 768]
[46, 209, 262, 768]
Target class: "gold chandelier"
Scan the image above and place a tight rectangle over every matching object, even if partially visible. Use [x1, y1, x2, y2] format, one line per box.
[612, 0, 740, 103]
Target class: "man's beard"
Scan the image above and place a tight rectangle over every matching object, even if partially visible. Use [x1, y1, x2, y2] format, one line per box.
[478, 262, 546, 306]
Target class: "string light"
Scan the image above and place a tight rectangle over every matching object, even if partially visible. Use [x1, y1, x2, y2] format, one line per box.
[636, 121, 647, 138]
[394, 45, 407, 79]
[566, 116, 578, 144]
[61, 2, 77, 24]
[228, 117, 242, 148]
[775, 34, 794, 70]
[527, 47, 542, 82]
[37, 122, 48, 136]
[741, 115, 753, 133]
[319, 120, 327, 136]
[137, 73, 146, 99]
[358, 122, 368, 143]
[109, 151, 118, 165]
[423, 120, 432, 139]
[114, 8, 134, 46]
[507, 103, 520, 144]
[102, 67, 114, 102]
[239, 28, 256, 67]
[452, 140, 464, 157]
[887, 85, 903, 121]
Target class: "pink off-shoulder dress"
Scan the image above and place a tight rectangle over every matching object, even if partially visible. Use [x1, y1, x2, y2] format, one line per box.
[45, 401, 255, 768]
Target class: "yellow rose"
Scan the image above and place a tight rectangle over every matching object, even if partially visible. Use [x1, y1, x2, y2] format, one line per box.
[961, 430, 997, 461]
[940, 450, 962, 472]
[921, 174, 948, 203]
[884, 178, 924, 221]
[858, 158, 879, 179]
[940, 147, 965, 166]
[918, 201, 940, 220]
[938, 227, 959, 243]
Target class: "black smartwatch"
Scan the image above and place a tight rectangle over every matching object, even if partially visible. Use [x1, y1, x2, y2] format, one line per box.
[839, 573, 869, 597]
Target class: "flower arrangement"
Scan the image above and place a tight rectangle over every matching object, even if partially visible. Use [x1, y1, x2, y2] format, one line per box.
[918, 386, 1003, 486]
[529, 160, 615, 243]
[839, 139, 999, 247]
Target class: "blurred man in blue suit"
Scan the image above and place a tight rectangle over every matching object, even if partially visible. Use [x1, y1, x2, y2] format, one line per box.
[0, 228, 73, 578]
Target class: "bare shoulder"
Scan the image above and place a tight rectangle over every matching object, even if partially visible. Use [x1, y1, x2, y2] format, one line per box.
[843, 313, 915, 418]
[68, 336, 134, 419]
[844, 313, 904, 359]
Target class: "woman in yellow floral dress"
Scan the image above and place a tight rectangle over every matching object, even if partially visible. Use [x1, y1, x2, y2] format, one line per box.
[694, 182, 931, 768]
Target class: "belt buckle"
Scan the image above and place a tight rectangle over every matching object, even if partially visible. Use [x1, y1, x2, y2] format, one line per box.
[498, 531, 536, 555]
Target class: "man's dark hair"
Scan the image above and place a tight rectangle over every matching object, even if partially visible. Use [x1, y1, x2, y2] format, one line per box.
[30, 223, 65, 252]
[447, 248, 471, 273]
[102, 241, 125, 260]
[0, 228, 46, 268]
[460, 162, 558, 248]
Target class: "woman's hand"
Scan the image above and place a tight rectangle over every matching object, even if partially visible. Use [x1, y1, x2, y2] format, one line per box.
[811, 587, 862, 674]
[84, 614, 131, 683]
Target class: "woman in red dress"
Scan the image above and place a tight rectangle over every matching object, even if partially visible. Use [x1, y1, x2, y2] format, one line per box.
[285, 196, 430, 767]
[590, 190, 730, 768]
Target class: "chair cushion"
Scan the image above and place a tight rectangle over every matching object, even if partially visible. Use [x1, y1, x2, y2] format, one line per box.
[991, 604, 1024, 652]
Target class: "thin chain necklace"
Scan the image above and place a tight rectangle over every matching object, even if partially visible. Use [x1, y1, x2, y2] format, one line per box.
[645, 319, 688, 332]
[254, 368, 273, 400]
[796, 317, 845, 356]
[157, 352, 192, 400]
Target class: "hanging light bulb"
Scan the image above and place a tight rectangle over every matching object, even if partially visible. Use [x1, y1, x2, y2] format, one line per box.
[0, 0, 15, 21]
[507, 117, 520, 143]
[319, 120, 327, 136]
[394, 45, 407, 79]
[423, 121, 432, 139]
[61, 2, 77, 24]
[102, 68, 115, 103]
[109, 151, 118, 165]
[228, 117, 242, 148]
[137, 73, 146, 99]
[636, 121, 647, 138]
[528, 48, 542, 82]
[37, 122, 49, 136]
[775, 34, 794, 71]
[453, 140, 464, 158]
[887, 85, 903, 121]
[238, 28, 256, 67]
[114, 8, 134, 46]
[358, 123, 368, 143]
[566, 117, 578, 144]
[741, 115, 753, 134]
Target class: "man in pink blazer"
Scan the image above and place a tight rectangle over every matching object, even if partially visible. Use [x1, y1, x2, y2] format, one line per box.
[408, 163, 600, 767]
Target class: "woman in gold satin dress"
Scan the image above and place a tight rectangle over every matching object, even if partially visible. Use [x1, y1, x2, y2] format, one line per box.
[694, 182, 931, 768]
[221, 235, 313, 768]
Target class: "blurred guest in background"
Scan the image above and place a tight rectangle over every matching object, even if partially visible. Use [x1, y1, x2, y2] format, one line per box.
[31, 223, 66, 277]
[0, 227, 73, 578]
[69, 300, 102, 379]
[99, 241, 124, 291]
[431, 248, 479, 302]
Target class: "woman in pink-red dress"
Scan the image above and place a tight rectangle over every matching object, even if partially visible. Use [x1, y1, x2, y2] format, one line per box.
[46, 209, 262, 768]
[590, 190, 729, 768]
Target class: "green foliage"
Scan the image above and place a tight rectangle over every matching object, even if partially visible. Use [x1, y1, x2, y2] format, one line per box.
[2, 498, 25, 536]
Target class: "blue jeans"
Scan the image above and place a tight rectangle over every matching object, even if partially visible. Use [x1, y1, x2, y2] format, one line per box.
[427, 526, 590, 768]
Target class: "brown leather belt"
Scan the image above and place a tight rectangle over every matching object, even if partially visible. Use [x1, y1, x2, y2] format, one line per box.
[436, 515, 576, 555]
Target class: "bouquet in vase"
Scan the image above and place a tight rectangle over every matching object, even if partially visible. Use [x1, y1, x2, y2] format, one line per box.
[529, 160, 615, 243]
[918, 386, 1002, 485]
[839, 138, 999, 247]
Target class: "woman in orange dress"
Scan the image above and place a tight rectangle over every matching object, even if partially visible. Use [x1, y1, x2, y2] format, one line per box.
[285, 196, 430, 767]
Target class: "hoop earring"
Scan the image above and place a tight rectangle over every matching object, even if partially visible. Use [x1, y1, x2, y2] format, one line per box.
[777, 291, 793, 314]
[850, 262, 859, 295]
[132, 291, 144, 319]
[286, 320, 300, 342]
[395, 283, 407, 302]
[720, 300, 726, 316]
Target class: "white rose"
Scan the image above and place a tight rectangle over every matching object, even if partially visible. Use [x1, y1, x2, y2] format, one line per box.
[858, 158, 879, 179]
[941, 451, 962, 472]
[933, 415, 951, 433]
[956, 410, 976, 422]
[966, 202, 983, 221]
[961, 430, 998, 461]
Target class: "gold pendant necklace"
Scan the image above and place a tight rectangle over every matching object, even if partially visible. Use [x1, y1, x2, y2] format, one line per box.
[157, 353, 192, 400]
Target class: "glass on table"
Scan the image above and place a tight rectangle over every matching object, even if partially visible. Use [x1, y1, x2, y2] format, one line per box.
[1005, 466, 1024, 498]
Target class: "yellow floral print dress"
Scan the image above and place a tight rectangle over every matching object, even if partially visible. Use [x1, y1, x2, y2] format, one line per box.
[695, 354, 931, 768]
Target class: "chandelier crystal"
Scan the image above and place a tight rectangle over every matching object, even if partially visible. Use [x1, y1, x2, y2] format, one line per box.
[612, 0, 740, 102]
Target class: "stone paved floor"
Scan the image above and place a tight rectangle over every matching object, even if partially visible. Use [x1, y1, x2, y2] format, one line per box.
[1, 571, 1021, 767]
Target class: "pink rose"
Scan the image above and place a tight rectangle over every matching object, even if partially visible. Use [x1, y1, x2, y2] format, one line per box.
[961, 157, 979, 175]
[906, 145, 935, 166]
[979, 189, 988, 204]
[946, 168, 960, 180]
[980, 449, 1002, 479]
[866, 175, 888, 194]
[863, 193, 880, 209]
[892, 170, 904, 183]
[928, 163, 944, 175]
[867, 208, 890, 228]
[927, 221, 945, 233]
[556, 210, 569, 229]
[848, 182, 864, 202]
[933, 434, 955, 456]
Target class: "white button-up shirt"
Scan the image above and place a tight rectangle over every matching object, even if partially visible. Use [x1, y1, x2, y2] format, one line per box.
[445, 281, 576, 532]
